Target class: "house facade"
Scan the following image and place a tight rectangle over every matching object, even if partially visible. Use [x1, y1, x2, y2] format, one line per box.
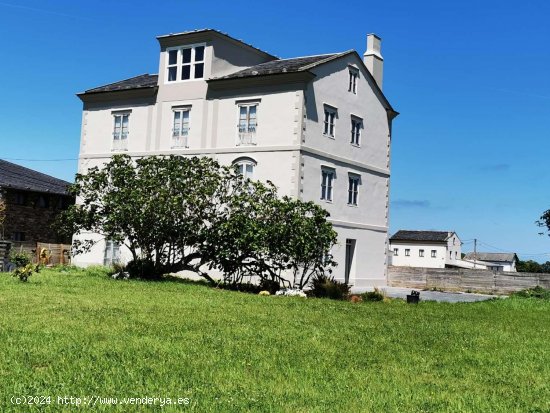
[389, 230, 462, 269]
[463, 252, 517, 272]
[0, 160, 74, 250]
[73, 29, 397, 288]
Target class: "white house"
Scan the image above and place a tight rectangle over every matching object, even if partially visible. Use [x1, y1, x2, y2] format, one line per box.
[73, 29, 398, 288]
[463, 252, 518, 272]
[389, 230, 462, 269]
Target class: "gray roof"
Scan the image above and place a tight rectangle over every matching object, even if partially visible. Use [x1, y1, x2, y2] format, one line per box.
[463, 252, 517, 263]
[0, 160, 72, 195]
[213, 53, 343, 80]
[156, 28, 276, 59]
[390, 230, 454, 242]
[83, 74, 158, 94]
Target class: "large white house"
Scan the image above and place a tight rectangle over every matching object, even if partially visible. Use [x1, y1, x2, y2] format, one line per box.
[73, 29, 398, 288]
[389, 230, 462, 269]
[463, 252, 517, 272]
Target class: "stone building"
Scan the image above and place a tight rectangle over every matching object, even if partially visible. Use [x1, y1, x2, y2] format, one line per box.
[0, 160, 74, 250]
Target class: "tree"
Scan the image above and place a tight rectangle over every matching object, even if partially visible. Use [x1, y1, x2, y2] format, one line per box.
[516, 259, 543, 273]
[537, 209, 550, 237]
[59, 155, 337, 286]
[0, 195, 5, 239]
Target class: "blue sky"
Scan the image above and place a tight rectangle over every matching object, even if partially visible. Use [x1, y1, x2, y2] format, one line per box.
[1, 0, 549, 260]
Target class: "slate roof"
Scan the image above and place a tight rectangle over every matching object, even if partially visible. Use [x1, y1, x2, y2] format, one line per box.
[157, 28, 277, 59]
[390, 230, 453, 243]
[0, 160, 71, 195]
[213, 53, 343, 80]
[463, 252, 517, 263]
[82, 74, 158, 94]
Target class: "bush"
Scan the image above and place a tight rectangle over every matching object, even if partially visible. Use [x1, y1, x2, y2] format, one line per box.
[361, 288, 384, 302]
[259, 278, 281, 294]
[125, 258, 161, 280]
[9, 251, 32, 268]
[308, 274, 350, 300]
[217, 282, 262, 294]
[12, 263, 40, 282]
[512, 286, 550, 300]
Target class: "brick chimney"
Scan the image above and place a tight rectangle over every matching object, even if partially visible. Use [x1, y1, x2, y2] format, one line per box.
[364, 34, 383, 89]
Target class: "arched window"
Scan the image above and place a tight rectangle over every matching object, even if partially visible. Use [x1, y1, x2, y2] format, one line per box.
[233, 157, 257, 180]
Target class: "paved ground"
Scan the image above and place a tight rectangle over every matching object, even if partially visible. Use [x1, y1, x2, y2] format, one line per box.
[379, 287, 503, 303]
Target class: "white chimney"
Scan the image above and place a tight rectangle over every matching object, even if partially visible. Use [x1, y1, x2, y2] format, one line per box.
[364, 33, 383, 89]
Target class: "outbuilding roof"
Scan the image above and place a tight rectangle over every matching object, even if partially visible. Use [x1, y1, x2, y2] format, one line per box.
[0, 160, 72, 195]
[390, 230, 455, 243]
[463, 252, 517, 263]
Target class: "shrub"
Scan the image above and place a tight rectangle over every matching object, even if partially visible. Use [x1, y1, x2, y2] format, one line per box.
[512, 286, 550, 300]
[12, 263, 40, 282]
[125, 258, 161, 280]
[259, 278, 281, 294]
[361, 288, 384, 302]
[9, 251, 32, 268]
[217, 282, 262, 294]
[308, 274, 350, 300]
[258, 290, 271, 296]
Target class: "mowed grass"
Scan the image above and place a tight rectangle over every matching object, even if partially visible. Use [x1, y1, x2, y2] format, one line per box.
[0, 268, 549, 412]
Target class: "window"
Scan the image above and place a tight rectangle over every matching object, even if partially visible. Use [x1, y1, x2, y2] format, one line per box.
[14, 192, 26, 205]
[323, 106, 336, 138]
[38, 195, 49, 208]
[351, 117, 362, 146]
[455, 251, 457, 259]
[104, 240, 121, 266]
[393, 248, 398, 256]
[234, 158, 256, 180]
[172, 108, 190, 148]
[348, 70, 358, 94]
[449, 251, 452, 259]
[321, 169, 334, 201]
[348, 175, 359, 206]
[419, 249, 425, 257]
[12, 232, 25, 242]
[166, 44, 205, 82]
[237, 103, 258, 145]
[112, 112, 129, 151]
[405, 249, 410, 256]
[431, 250, 437, 258]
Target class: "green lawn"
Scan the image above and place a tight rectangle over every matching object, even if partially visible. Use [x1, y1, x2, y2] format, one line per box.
[1, 268, 549, 412]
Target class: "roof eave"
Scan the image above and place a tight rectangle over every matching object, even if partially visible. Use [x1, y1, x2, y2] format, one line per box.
[77, 86, 158, 103]
[207, 71, 316, 89]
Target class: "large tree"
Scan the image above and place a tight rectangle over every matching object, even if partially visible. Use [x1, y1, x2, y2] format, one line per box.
[60, 155, 337, 286]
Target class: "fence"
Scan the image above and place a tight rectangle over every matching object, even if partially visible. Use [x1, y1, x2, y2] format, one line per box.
[36, 243, 71, 266]
[0, 240, 11, 272]
[388, 266, 550, 295]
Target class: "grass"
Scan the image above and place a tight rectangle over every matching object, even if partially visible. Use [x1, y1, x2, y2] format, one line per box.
[1, 268, 549, 412]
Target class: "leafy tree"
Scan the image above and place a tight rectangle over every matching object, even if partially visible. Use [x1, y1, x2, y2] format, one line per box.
[537, 209, 550, 236]
[59, 155, 337, 286]
[516, 259, 543, 273]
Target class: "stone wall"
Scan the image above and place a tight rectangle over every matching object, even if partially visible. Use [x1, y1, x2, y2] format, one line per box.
[2, 188, 73, 247]
[388, 266, 550, 295]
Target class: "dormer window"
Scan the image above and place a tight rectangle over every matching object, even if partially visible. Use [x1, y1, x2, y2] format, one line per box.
[166, 44, 205, 82]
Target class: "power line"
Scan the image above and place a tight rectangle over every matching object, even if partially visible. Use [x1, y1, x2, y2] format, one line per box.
[1, 157, 78, 162]
[475, 240, 550, 257]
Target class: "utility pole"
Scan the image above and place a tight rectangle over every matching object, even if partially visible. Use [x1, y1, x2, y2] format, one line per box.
[473, 238, 477, 269]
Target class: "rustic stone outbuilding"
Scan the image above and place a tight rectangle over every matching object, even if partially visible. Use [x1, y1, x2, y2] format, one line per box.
[0, 160, 74, 250]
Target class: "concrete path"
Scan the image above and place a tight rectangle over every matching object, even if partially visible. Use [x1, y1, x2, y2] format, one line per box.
[380, 287, 503, 303]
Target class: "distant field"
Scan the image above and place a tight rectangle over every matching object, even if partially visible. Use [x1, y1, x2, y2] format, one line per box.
[1, 268, 548, 412]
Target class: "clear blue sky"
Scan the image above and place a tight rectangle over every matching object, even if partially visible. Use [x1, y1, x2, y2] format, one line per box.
[1, 0, 549, 260]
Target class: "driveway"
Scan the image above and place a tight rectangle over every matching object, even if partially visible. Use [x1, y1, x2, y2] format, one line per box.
[380, 287, 503, 303]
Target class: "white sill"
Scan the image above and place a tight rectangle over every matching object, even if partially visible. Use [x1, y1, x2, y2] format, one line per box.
[347, 203, 358, 208]
[351, 143, 361, 148]
[323, 134, 335, 140]
[165, 77, 204, 85]
[320, 199, 333, 204]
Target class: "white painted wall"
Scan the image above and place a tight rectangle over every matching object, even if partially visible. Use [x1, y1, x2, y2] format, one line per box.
[389, 233, 462, 269]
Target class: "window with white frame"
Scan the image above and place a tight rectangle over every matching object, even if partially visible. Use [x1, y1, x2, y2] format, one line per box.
[431, 250, 437, 258]
[237, 103, 258, 145]
[405, 249, 410, 256]
[103, 240, 121, 266]
[393, 248, 398, 256]
[172, 107, 190, 148]
[419, 249, 425, 257]
[112, 112, 129, 151]
[166, 44, 205, 82]
[323, 106, 336, 138]
[351, 117, 362, 146]
[321, 168, 335, 201]
[348, 174, 360, 206]
[233, 158, 256, 180]
[348, 69, 358, 94]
